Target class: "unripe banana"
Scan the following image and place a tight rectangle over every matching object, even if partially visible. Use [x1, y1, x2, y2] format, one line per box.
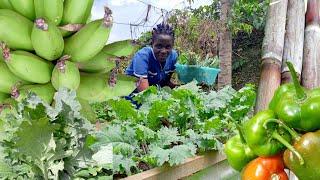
[0, 60, 29, 93]
[34, 0, 63, 25]
[0, 0, 13, 9]
[76, 73, 108, 102]
[11, 83, 55, 104]
[0, 92, 9, 103]
[77, 51, 115, 73]
[31, 18, 64, 60]
[60, 0, 94, 37]
[1, 43, 53, 83]
[51, 55, 80, 91]
[103, 40, 139, 57]
[0, 9, 33, 50]
[9, 0, 35, 20]
[61, 0, 93, 24]
[77, 73, 136, 103]
[78, 40, 138, 73]
[63, 7, 113, 62]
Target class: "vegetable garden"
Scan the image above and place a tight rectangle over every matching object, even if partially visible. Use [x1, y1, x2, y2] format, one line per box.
[0, 0, 319, 180]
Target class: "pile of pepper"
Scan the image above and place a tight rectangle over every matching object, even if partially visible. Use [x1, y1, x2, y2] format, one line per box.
[224, 62, 320, 180]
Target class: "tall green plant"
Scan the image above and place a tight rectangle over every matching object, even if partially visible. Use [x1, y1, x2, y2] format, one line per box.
[230, 0, 269, 34]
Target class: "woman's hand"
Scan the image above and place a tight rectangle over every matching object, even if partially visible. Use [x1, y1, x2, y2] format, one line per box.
[167, 81, 177, 89]
[137, 78, 149, 92]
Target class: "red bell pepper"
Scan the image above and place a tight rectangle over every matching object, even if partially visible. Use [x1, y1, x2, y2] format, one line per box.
[241, 154, 288, 180]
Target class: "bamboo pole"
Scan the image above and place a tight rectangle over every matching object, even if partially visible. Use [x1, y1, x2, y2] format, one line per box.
[301, 0, 320, 89]
[281, 0, 305, 84]
[255, 0, 288, 113]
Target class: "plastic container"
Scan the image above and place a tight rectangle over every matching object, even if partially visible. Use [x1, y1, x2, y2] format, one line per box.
[175, 63, 221, 85]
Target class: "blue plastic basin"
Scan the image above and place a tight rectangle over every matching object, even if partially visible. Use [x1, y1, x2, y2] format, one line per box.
[175, 63, 221, 85]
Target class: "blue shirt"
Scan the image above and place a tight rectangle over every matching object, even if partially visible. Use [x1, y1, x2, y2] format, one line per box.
[125, 46, 178, 86]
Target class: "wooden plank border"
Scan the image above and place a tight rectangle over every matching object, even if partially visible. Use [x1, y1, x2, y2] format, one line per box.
[122, 151, 226, 180]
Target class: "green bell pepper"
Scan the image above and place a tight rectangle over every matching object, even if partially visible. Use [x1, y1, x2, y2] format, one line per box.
[224, 125, 257, 171]
[284, 129, 320, 180]
[242, 110, 303, 160]
[269, 62, 320, 131]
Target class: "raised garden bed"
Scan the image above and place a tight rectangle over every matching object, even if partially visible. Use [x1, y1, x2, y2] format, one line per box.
[122, 151, 226, 180]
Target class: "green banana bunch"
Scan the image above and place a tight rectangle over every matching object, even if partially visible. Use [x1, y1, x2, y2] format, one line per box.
[11, 83, 55, 104]
[0, 60, 29, 93]
[0, 0, 13, 9]
[1, 43, 53, 84]
[0, 92, 9, 103]
[9, 0, 35, 20]
[60, 0, 94, 37]
[51, 55, 80, 91]
[31, 18, 64, 60]
[0, 9, 33, 50]
[64, 7, 113, 62]
[34, 0, 63, 25]
[77, 73, 136, 103]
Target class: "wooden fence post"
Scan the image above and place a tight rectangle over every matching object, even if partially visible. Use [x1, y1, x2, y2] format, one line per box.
[255, 0, 288, 113]
[281, 0, 305, 84]
[302, 0, 320, 89]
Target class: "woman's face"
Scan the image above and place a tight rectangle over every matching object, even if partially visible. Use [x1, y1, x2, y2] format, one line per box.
[152, 34, 173, 62]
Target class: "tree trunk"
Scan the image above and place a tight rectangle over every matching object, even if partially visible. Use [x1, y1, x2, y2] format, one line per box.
[217, 0, 232, 89]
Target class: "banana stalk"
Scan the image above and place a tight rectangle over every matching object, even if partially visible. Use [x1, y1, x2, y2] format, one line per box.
[0, 60, 29, 93]
[34, 0, 63, 25]
[51, 55, 80, 91]
[63, 7, 113, 62]
[9, 0, 35, 20]
[77, 72, 136, 103]
[11, 83, 55, 104]
[1, 43, 53, 84]
[31, 18, 64, 60]
[0, 9, 33, 50]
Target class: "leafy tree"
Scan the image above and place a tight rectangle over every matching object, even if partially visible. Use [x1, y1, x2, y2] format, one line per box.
[167, 0, 269, 55]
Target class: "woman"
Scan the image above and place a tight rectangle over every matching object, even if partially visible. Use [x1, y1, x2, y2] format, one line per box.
[125, 22, 178, 93]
